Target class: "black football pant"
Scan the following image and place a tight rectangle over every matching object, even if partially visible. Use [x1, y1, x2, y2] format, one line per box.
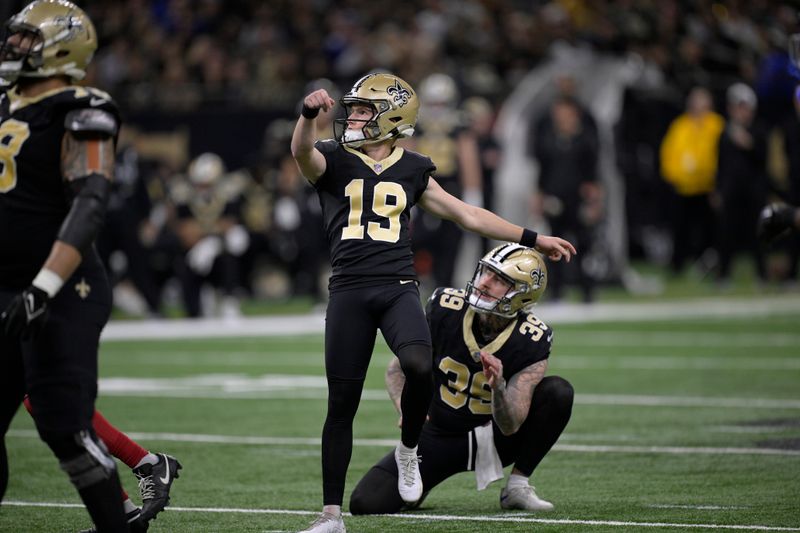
[322, 281, 433, 507]
[0, 262, 128, 531]
[350, 376, 574, 514]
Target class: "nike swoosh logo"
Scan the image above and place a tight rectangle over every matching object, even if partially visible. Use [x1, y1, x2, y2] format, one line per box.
[158, 454, 171, 485]
[25, 293, 36, 315]
[546, 333, 554, 343]
[400, 280, 415, 285]
[89, 97, 106, 106]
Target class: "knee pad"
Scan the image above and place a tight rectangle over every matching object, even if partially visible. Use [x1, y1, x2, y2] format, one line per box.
[397, 344, 432, 381]
[535, 376, 574, 409]
[42, 430, 117, 489]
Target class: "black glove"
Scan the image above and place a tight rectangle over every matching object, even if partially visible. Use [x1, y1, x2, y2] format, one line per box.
[757, 204, 795, 244]
[1, 285, 50, 340]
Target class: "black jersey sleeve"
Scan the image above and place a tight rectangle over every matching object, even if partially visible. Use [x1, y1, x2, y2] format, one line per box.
[312, 139, 339, 187]
[64, 108, 118, 138]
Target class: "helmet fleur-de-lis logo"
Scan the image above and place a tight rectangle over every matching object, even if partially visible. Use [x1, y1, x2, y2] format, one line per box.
[54, 15, 83, 41]
[386, 80, 411, 107]
[530, 268, 545, 288]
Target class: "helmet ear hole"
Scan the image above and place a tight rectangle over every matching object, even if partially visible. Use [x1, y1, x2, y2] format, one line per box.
[56, 50, 69, 58]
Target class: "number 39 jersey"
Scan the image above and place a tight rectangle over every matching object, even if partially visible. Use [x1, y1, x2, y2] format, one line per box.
[425, 287, 553, 433]
[313, 140, 435, 292]
[0, 86, 120, 289]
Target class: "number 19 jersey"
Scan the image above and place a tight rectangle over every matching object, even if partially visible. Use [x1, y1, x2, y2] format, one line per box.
[313, 140, 435, 292]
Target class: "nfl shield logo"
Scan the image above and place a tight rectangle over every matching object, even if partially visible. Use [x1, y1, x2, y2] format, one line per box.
[374, 163, 383, 173]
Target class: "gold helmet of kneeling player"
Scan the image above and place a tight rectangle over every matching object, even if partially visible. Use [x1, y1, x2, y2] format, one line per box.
[334, 72, 419, 148]
[0, 0, 97, 86]
[465, 243, 547, 318]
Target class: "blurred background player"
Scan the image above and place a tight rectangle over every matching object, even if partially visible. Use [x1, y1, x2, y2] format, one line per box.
[350, 244, 573, 514]
[408, 72, 484, 292]
[0, 1, 129, 531]
[168, 152, 249, 318]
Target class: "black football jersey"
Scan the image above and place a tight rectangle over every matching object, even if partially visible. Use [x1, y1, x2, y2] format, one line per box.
[313, 140, 435, 291]
[0, 86, 120, 289]
[426, 287, 552, 433]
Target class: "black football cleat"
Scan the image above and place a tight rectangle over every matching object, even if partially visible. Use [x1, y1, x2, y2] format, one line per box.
[78, 508, 148, 532]
[133, 453, 182, 522]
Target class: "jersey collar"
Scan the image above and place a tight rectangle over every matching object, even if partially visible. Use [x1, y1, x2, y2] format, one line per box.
[462, 307, 517, 362]
[8, 85, 76, 114]
[343, 145, 404, 175]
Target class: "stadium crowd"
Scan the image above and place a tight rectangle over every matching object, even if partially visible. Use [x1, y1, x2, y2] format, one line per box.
[6, 0, 793, 316]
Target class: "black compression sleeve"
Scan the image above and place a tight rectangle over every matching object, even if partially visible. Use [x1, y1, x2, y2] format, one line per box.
[57, 173, 111, 254]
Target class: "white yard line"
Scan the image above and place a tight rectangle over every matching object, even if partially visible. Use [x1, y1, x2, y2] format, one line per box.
[7, 430, 800, 456]
[91, 375, 800, 409]
[649, 504, 749, 510]
[100, 295, 800, 341]
[3, 501, 799, 531]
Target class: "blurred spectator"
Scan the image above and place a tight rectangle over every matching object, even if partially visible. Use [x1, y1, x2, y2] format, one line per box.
[168, 153, 249, 318]
[96, 128, 172, 316]
[463, 96, 502, 254]
[714, 83, 767, 285]
[530, 95, 602, 302]
[408, 72, 483, 290]
[659, 86, 724, 276]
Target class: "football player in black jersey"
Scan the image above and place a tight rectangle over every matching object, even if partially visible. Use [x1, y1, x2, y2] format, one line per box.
[350, 244, 573, 514]
[291, 72, 576, 533]
[0, 2, 134, 531]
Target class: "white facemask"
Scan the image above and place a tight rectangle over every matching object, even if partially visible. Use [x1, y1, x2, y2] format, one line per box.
[343, 129, 366, 143]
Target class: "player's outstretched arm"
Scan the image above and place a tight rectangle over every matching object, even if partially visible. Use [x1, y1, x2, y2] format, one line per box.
[291, 88, 335, 183]
[481, 352, 548, 436]
[418, 178, 576, 262]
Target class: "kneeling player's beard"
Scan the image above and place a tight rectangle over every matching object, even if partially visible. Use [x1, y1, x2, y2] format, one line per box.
[478, 312, 512, 339]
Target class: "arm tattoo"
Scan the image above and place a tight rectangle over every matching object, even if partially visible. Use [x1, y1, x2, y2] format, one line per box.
[492, 359, 548, 436]
[61, 132, 115, 182]
[385, 357, 406, 414]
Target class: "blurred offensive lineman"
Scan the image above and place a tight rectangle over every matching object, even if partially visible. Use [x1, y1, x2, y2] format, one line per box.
[0, 2, 177, 532]
[350, 244, 573, 514]
[291, 72, 577, 533]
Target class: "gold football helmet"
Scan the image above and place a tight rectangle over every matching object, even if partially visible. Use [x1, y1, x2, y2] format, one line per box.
[0, 0, 97, 86]
[465, 243, 547, 318]
[334, 72, 419, 147]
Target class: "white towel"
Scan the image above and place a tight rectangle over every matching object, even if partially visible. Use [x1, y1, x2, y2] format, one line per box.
[473, 422, 504, 490]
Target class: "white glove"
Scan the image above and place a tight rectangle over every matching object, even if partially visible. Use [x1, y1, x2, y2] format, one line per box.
[187, 236, 222, 275]
[225, 225, 250, 256]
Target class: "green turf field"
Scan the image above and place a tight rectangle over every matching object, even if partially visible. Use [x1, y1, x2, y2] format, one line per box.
[2, 305, 799, 532]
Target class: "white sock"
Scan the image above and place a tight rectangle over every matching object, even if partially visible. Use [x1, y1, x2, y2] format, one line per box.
[507, 473, 529, 490]
[133, 452, 159, 470]
[322, 505, 341, 518]
[122, 498, 138, 514]
[398, 443, 417, 455]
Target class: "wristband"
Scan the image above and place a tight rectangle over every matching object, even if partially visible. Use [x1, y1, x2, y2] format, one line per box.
[520, 228, 538, 248]
[32, 268, 64, 298]
[301, 104, 320, 119]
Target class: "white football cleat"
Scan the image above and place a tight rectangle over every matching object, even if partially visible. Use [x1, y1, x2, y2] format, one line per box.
[298, 512, 346, 533]
[395, 445, 423, 503]
[500, 485, 554, 511]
